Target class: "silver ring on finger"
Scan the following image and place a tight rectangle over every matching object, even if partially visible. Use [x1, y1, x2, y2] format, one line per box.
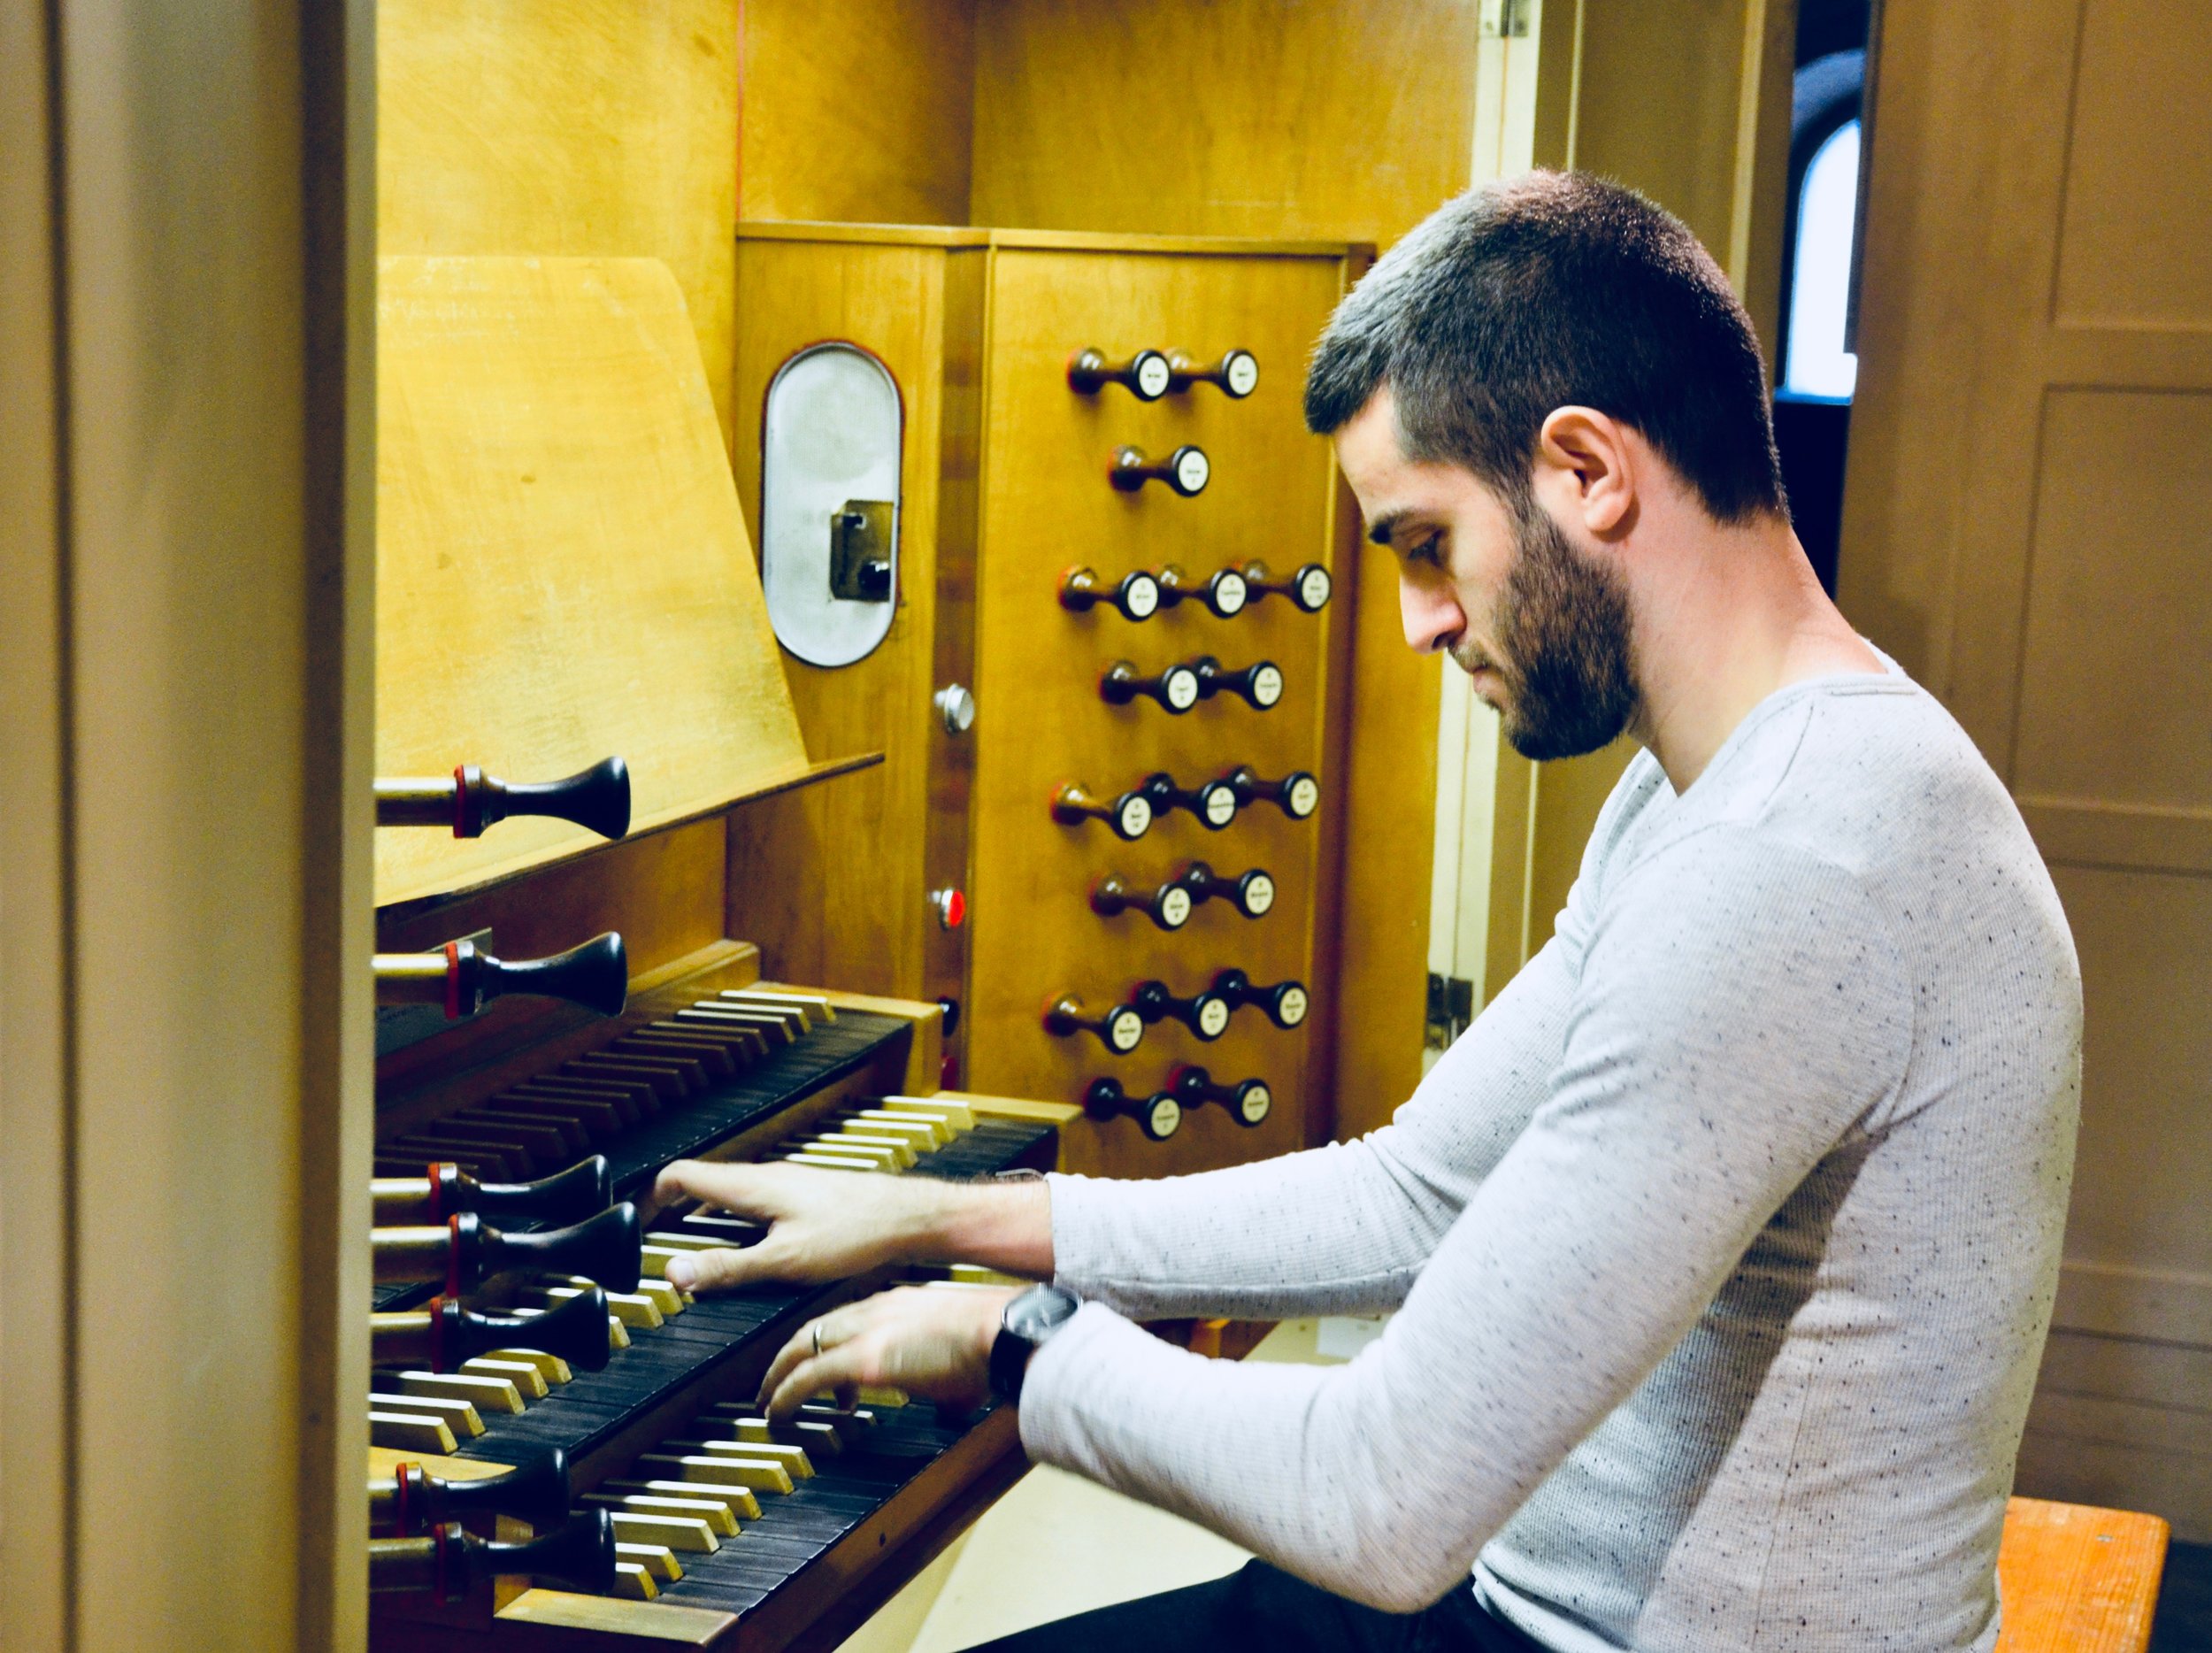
[811, 1321, 824, 1357]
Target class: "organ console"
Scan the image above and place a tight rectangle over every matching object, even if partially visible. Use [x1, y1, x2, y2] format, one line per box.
[1099, 657, 1202, 713]
[370, 1203, 643, 1294]
[371, 1157, 612, 1226]
[1132, 977, 1234, 1041]
[1044, 992, 1148, 1054]
[373, 756, 633, 840]
[370, 1449, 573, 1534]
[1155, 563, 1249, 618]
[1109, 443, 1210, 496]
[1171, 1065, 1274, 1127]
[1225, 764, 1321, 820]
[1239, 559, 1334, 613]
[373, 933, 630, 1019]
[1065, 346, 1174, 400]
[1141, 771, 1241, 829]
[368, 1511, 620, 1599]
[1210, 967, 1312, 1029]
[369, 1283, 616, 1373]
[1176, 861, 1276, 919]
[1050, 779, 1156, 840]
[1165, 348, 1260, 398]
[1193, 655, 1285, 710]
[1083, 1076, 1183, 1142]
[1059, 565, 1164, 620]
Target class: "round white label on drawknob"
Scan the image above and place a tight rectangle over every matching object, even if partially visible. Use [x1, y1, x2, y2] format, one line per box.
[1125, 575, 1160, 619]
[1118, 796, 1153, 838]
[1159, 887, 1193, 928]
[1240, 1084, 1272, 1124]
[1164, 669, 1200, 711]
[1250, 665, 1283, 707]
[1174, 449, 1210, 493]
[1277, 987, 1310, 1026]
[1147, 1096, 1183, 1138]
[1108, 1009, 1144, 1052]
[1198, 998, 1231, 1038]
[1298, 566, 1332, 610]
[1204, 787, 1237, 826]
[1136, 354, 1171, 398]
[1287, 776, 1320, 818]
[1214, 572, 1248, 614]
[1244, 873, 1275, 915]
[1225, 353, 1260, 396]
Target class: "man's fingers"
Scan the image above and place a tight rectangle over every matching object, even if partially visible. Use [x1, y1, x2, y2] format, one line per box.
[653, 1157, 779, 1216]
[663, 1241, 778, 1295]
[764, 1339, 878, 1421]
[757, 1318, 841, 1408]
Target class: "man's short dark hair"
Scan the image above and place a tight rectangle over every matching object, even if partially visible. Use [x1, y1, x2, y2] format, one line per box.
[1304, 171, 1786, 525]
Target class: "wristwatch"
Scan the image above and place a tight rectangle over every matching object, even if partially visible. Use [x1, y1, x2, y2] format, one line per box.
[989, 1284, 1080, 1401]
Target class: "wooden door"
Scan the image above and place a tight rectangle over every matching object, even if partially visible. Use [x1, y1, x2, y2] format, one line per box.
[1842, 0, 2212, 1537]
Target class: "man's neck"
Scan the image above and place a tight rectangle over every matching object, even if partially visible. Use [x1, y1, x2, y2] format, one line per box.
[1626, 515, 1883, 791]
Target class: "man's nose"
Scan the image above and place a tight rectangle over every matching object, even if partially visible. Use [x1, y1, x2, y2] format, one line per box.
[1400, 571, 1463, 655]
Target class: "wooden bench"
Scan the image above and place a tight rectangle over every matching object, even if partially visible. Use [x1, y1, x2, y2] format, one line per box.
[1996, 1496, 2170, 1652]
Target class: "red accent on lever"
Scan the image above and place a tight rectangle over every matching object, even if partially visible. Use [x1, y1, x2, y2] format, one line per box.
[442, 942, 463, 1021]
[450, 764, 469, 837]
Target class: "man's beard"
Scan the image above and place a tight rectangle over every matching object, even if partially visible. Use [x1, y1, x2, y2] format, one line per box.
[1453, 498, 1637, 761]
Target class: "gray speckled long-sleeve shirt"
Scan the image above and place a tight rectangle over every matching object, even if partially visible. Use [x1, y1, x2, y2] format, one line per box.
[1020, 665, 2081, 1652]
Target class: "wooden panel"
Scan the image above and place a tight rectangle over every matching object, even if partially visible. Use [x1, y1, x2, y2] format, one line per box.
[375, 255, 809, 906]
[2013, 389, 2212, 811]
[739, 0, 976, 226]
[1993, 1497, 2169, 1653]
[20, 1, 372, 1644]
[379, 0, 741, 441]
[2053, 0, 2212, 330]
[723, 235, 983, 1003]
[969, 0, 1481, 248]
[963, 243, 1354, 1178]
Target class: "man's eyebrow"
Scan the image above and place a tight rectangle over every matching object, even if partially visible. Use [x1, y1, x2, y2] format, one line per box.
[1366, 509, 1421, 548]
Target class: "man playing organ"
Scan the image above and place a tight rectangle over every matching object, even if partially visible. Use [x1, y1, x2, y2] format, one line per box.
[657, 172, 2080, 1653]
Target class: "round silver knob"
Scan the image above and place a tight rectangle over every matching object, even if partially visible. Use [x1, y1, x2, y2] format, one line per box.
[935, 683, 977, 734]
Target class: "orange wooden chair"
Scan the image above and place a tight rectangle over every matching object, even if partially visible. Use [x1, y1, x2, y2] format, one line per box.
[1995, 1496, 2170, 1652]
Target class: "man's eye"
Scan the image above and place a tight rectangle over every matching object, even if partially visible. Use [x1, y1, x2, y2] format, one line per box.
[1406, 534, 1444, 567]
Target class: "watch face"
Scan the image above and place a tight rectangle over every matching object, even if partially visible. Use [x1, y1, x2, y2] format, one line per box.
[1242, 873, 1275, 915]
[1250, 665, 1284, 707]
[1118, 796, 1153, 838]
[1286, 775, 1319, 818]
[1164, 668, 1200, 711]
[1009, 1284, 1082, 1338]
[1212, 571, 1248, 615]
[1197, 997, 1231, 1039]
[1134, 353, 1171, 399]
[1202, 785, 1237, 826]
[1297, 566, 1332, 610]
[1275, 986, 1310, 1026]
[1173, 448, 1210, 494]
[1225, 352, 1259, 397]
[1159, 886, 1193, 928]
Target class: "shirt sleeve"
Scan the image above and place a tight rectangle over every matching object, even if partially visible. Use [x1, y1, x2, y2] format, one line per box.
[1046, 928, 1578, 1320]
[1018, 830, 1912, 1611]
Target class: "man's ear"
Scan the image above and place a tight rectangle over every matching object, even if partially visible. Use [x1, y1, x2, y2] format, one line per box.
[1534, 406, 1636, 536]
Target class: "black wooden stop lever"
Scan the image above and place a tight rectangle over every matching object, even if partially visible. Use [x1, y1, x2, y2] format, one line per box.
[374, 757, 631, 841]
[373, 1203, 642, 1296]
[1177, 862, 1276, 919]
[1131, 978, 1234, 1042]
[370, 1283, 615, 1375]
[1089, 872, 1193, 932]
[372, 1156, 611, 1227]
[368, 1510, 618, 1600]
[1141, 771, 1240, 829]
[372, 1448, 572, 1536]
[1083, 1077, 1184, 1142]
[1224, 765, 1321, 820]
[1210, 967, 1311, 1029]
[1171, 1064, 1274, 1127]
[1193, 655, 1285, 710]
[373, 933, 629, 1019]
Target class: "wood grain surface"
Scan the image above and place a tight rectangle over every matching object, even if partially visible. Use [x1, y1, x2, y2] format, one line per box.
[375, 255, 810, 907]
[1994, 1496, 2169, 1653]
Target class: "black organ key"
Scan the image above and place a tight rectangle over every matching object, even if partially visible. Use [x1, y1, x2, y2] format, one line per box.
[1131, 978, 1234, 1042]
[1109, 444, 1210, 496]
[1166, 348, 1259, 398]
[1240, 558, 1333, 612]
[1089, 872, 1194, 932]
[1225, 764, 1320, 820]
[1171, 1065, 1273, 1128]
[1084, 1077, 1183, 1142]
[1155, 562, 1248, 618]
[1193, 655, 1284, 710]
[1176, 861, 1275, 919]
[1043, 994, 1147, 1055]
[1099, 657, 1203, 713]
[1141, 771, 1240, 830]
[1059, 565, 1163, 621]
[1066, 347, 1173, 400]
[1051, 780, 1155, 841]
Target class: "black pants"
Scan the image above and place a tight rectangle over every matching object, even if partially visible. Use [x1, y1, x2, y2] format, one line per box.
[966, 1559, 1547, 1653]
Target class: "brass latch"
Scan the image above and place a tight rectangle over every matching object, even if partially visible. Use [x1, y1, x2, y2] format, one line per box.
[829, 499, 895, 602]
